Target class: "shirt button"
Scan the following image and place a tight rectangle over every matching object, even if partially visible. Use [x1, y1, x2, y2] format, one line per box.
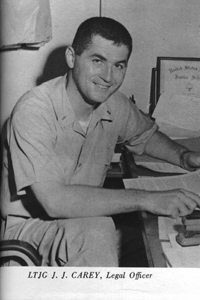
[78, 163, 82, 168]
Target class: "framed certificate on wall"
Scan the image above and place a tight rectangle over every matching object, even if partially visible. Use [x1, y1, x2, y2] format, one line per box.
[153, 57, 200, 139]
[156, 57, 200, 103]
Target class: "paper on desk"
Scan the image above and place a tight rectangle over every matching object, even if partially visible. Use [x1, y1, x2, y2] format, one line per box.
[152, 92, 200, 139]
[158, 216, 183, 241]
[163, 245, 200, 267]
[111, 153, 122, 163]
[123, 169, 200, 196]
[136, 161, 188, 174]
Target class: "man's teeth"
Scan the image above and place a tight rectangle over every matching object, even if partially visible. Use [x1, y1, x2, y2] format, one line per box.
[96, 84, 109, 89]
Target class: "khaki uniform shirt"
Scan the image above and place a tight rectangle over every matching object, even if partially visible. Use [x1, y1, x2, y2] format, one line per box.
[1, 75, 157, 219]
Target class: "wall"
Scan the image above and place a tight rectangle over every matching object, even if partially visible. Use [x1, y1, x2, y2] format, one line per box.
[0, 0, 99, 129]
[102, 0, 200, 111]
[1, 0, 200, 130]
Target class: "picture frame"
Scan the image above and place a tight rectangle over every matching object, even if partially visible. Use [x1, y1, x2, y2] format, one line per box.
[149, 67, 157, 115]
[156, 57, 200, 104]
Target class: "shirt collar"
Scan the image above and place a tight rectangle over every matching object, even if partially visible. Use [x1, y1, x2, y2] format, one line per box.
[58, 75, 76, 127]
[93, 101, 113, 122]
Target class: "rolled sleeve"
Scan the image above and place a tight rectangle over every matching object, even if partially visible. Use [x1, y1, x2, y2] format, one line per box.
[119, 101, 158, 155]
[9, 99, 65, 192]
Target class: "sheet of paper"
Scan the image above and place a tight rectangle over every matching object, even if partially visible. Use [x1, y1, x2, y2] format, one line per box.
[158, 216, 183, 241]
[111, 153, 122, 163]
[136, 161, 189, 174]
[123, 169, 200, 195]
[163, 245, 200, 268]
[152, 92, 200, 139]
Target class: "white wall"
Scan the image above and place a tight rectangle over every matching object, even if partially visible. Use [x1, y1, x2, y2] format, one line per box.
[1, 0, 200, 130]
[102, 0, 200, 111]
[1, 0, 99, 129]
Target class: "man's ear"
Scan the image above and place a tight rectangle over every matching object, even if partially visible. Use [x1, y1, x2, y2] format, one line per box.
[65, 46, 75, 68]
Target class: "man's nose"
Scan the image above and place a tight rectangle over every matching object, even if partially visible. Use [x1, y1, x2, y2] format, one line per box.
[100, 65, 113, 82]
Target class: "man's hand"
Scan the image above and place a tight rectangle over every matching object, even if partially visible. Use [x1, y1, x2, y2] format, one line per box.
[144, 130, 200, 171]
[146, 189, 200, 219]
[182, 151, 200, 170]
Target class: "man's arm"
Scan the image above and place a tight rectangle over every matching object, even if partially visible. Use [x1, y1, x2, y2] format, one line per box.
[30, 130, 200, 220]
[144, 130, 200, 171]
[31, 180, 200, 220]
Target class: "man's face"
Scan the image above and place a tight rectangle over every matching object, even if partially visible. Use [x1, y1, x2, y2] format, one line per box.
[71, 35, 129, 105]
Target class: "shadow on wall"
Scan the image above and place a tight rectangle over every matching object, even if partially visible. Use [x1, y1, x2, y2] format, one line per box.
[36, 46, 70, 86]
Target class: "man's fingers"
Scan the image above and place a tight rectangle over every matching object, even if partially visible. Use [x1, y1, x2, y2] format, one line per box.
[179, 189, 200, 208]
[168, 189, 200, 219]
[178, 203, 194, 217]
[149, 189, 200, 219]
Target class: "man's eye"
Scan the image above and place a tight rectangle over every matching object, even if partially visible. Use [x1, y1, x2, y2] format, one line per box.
[115, 64, 124, 70]
[93, 59, 102, 64]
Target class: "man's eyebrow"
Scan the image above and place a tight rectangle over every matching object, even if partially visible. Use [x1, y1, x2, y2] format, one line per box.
[115, 59, 128, 65]
[91, 54, 107, 61]
[91, 54, 127, 65]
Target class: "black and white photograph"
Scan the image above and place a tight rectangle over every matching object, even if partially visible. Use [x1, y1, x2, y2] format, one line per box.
[1, 1, 200, 299]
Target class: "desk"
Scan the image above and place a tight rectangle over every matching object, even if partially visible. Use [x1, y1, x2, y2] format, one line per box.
[122, 137, 200, 267]
[139, 211, 167, 267]
[107, 137, 200, 267]
[107, 151, 168, 267]
[136, 138, 200, 267]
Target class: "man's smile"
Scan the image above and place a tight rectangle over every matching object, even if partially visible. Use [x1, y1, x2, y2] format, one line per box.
[94, 83, 111, 89]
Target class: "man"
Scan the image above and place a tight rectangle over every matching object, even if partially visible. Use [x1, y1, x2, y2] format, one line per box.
[1, 17, 200, 267]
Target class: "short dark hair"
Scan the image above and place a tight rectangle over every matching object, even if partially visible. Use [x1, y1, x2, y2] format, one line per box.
[72, 17, 132, 59]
